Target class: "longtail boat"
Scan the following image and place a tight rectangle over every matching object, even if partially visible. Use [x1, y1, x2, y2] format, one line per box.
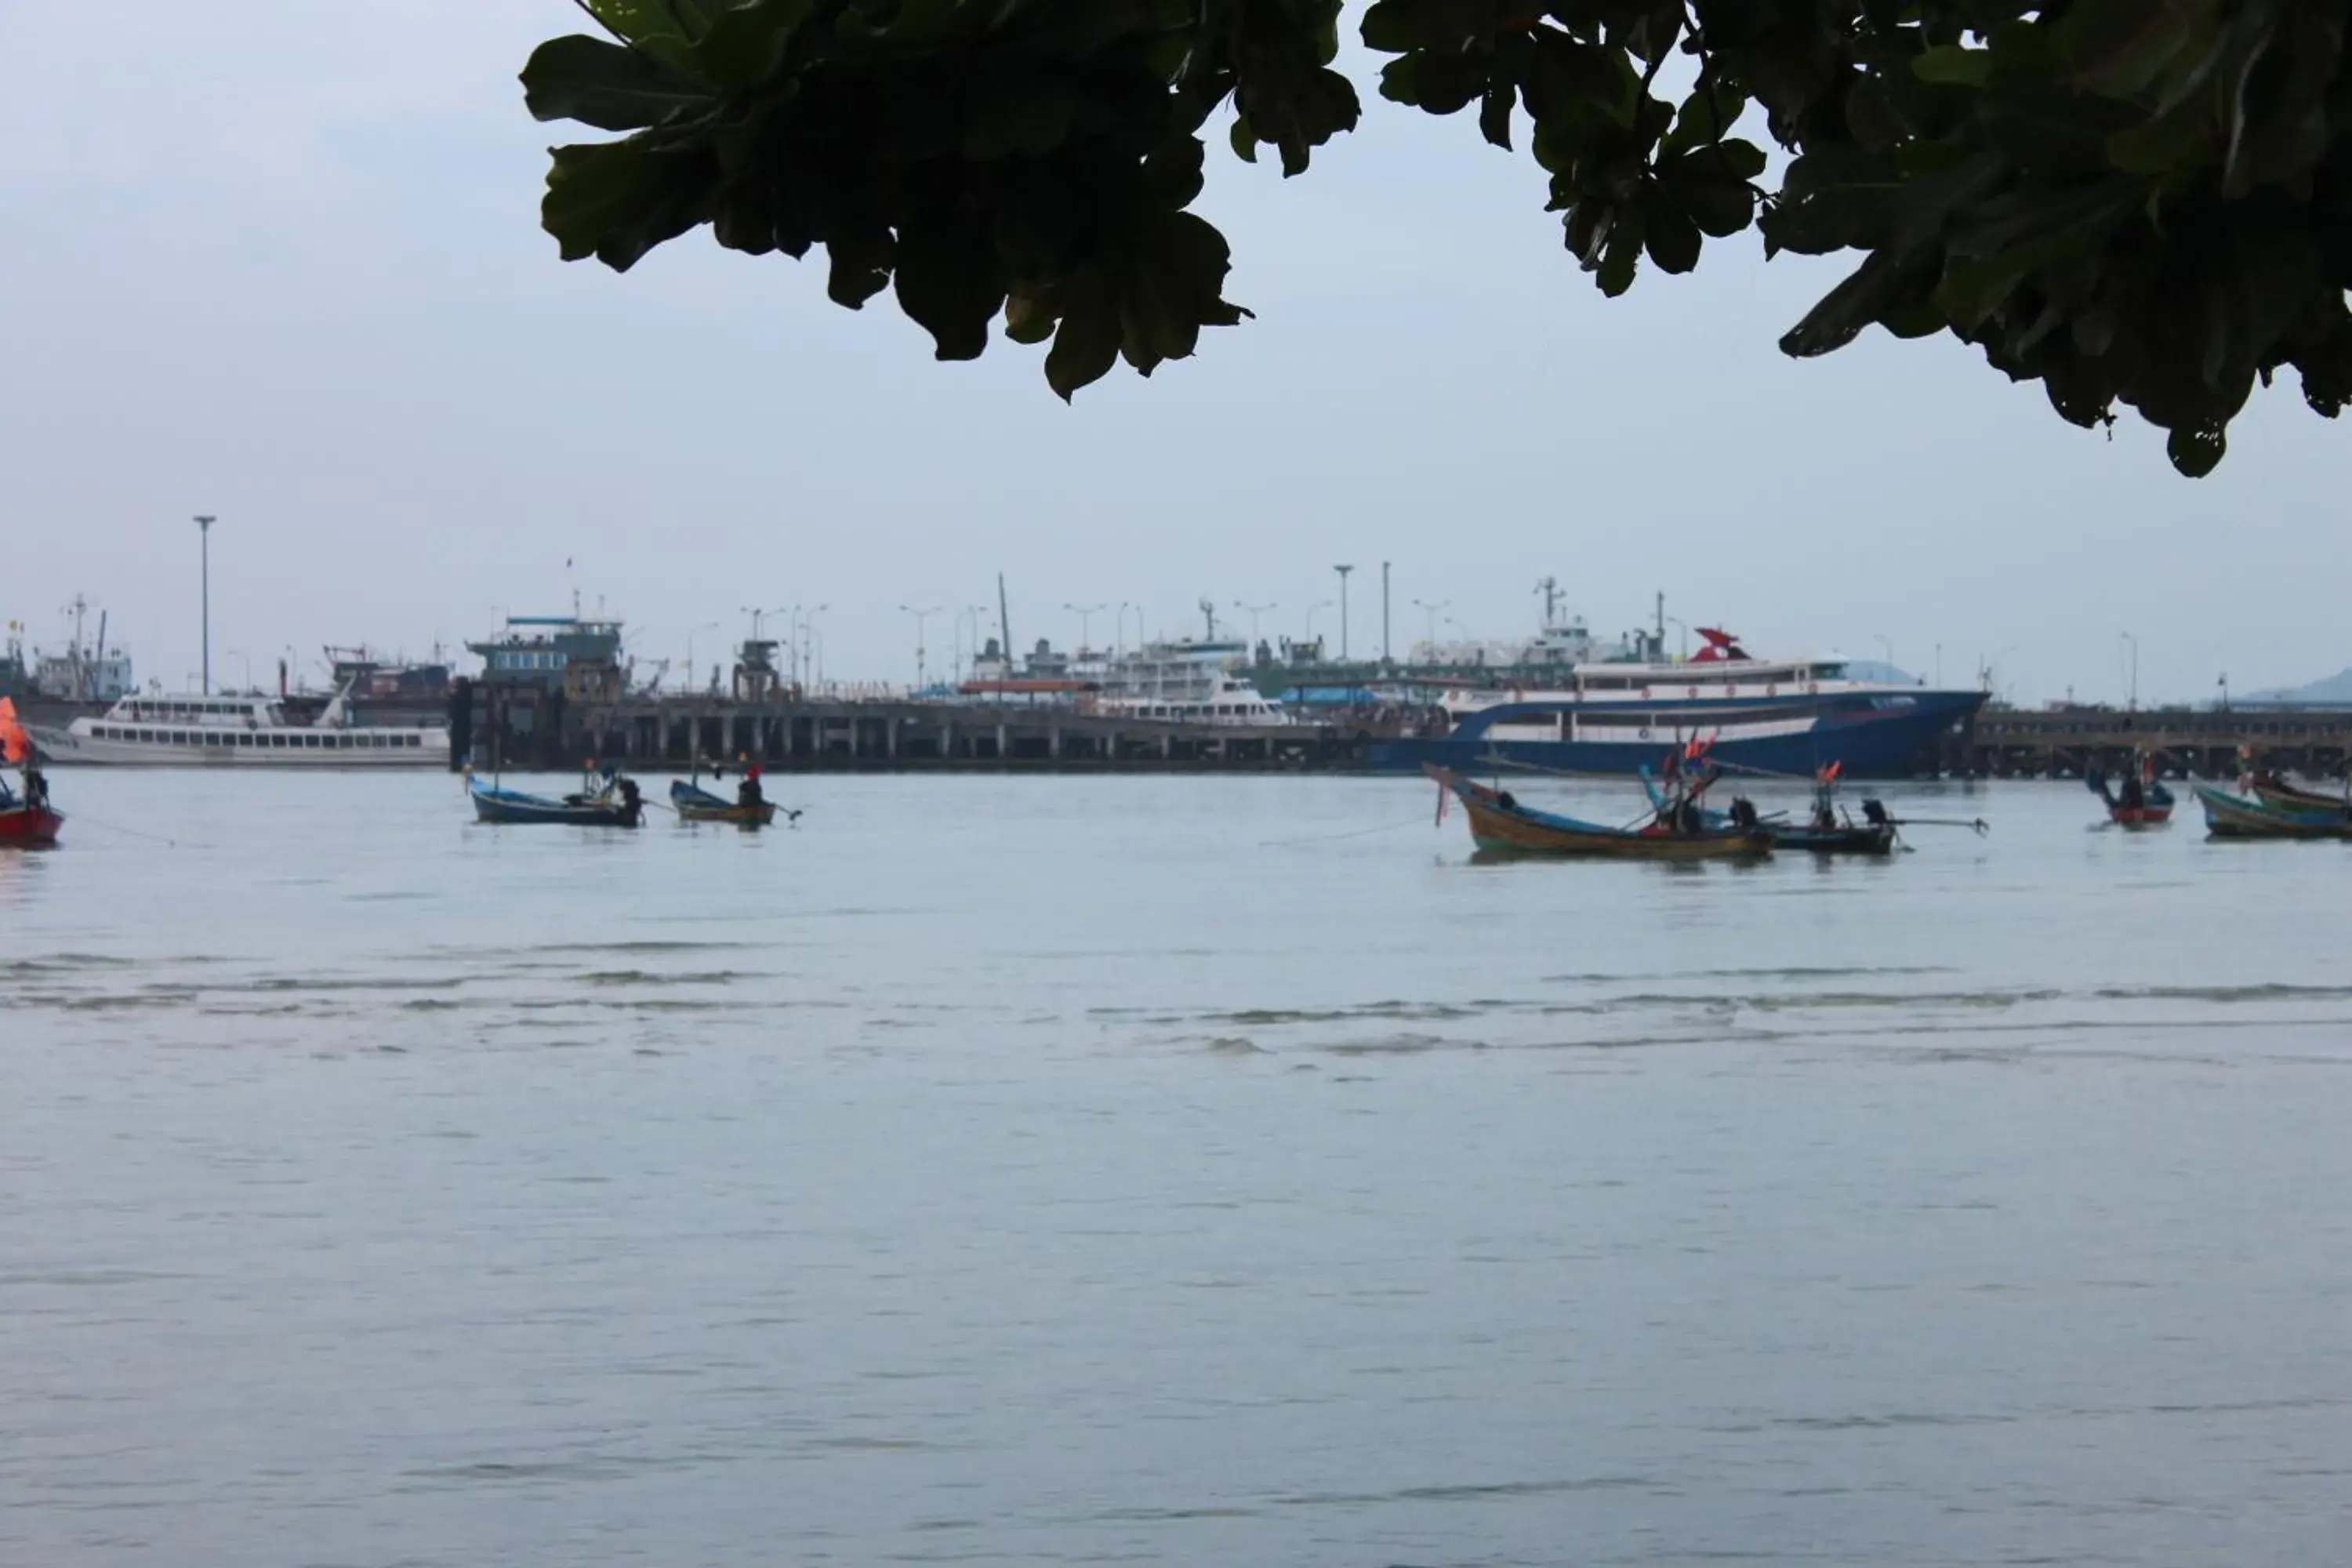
[2086, 768, 2175, 826]
[1430, 764, 1771, 859]
[0, 699, 58, 845]
[1771, 818, 1899, 855]
[470, 775, 642, 826]
[2246, 774, 2350, 818]
[2192, 783, 2348, 839]
[1638, 760, 1899, 855]
[670, 779, 777, 826]
[0, 797, 63, 847]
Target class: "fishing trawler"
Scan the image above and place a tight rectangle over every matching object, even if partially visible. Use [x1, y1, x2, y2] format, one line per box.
[1370, 626, 1986, 779]
[27, 686, 449, 767]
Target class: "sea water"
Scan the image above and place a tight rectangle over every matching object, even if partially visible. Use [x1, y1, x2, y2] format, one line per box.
[5, 771, 2350, 1565]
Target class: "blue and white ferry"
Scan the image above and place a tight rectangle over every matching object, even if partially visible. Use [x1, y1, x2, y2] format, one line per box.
[1368, 628, 1986, 779]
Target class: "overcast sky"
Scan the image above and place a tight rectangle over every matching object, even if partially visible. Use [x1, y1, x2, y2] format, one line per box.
[4, 3, 2341, 703]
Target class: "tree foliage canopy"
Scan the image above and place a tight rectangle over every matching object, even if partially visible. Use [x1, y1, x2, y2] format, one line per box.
[525, 0, 2352, 474]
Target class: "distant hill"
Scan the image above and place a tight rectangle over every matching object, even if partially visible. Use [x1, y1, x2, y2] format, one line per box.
[2246, 667, 2352, 705]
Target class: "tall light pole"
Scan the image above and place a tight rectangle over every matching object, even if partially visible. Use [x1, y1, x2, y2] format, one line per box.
[1411, 598, 1450, 655]
[2121, 630, 2139, 710]
[965, 603, 993, 675]
[1063, 602, 1104, 655]
[901, 604, 942, 688]
[686, 621, 720, 693]
[1665, 615, 1690, 662]
[1333, 564, 1354, 661]
[1232, 600, 1276, 647]
[1304, 600, 1334, 648]
[1381, 561, 1392, 665]
[800, 605, 828, 688]
[195, 514, 216, 694]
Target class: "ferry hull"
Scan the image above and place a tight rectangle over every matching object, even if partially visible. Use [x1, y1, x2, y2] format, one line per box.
[28, 724, 449, 768]
[1370, 691, 1983, 779]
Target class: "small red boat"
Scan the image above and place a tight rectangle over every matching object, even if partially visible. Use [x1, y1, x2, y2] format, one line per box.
[0, 800, 63, 847]
[2088, 760, 2174, 827]
[0, 696, 60, 844]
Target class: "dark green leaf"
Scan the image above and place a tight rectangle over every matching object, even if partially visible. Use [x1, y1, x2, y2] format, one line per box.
[2167, 423, 2226, 477]
[1045, 272, 1123, 401]
[523, 34, 710, 131]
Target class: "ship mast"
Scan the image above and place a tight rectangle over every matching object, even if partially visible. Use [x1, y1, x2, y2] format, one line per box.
[66, 594, 88, 700]
[1535, 576, 1562, 630]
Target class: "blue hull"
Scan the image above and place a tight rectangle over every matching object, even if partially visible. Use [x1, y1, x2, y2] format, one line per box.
[1370, 691, 1983, 779]
[470, 781, 639, 826]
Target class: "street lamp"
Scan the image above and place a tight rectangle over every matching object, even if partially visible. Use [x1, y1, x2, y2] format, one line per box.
[961, 603, 993, 676]
[1411, 598, 1450, 655]
[1232, 601, 1276, 646]
[1063, 602, 1104, 655]
[740, 604, 787, 640]
[686, 620, 720, 694]
[1979, 644, 2019, 699]
[224, 648, 253, 692]
[901, 604, 942, 689]
[1664, 615, 1690, 662]
[2121, 631, 2139, 710]
[1381, 561, 1392, 664]
[1303, 599, 1334, 649]
[195, 514, 216, 695]
[799, 606, 828, 688]
[1333, 564, 1355, 660]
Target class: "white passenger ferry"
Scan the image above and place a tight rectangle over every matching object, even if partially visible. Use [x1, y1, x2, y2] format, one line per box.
[1088, 641, 1291, 725]
[29, 688, 450, 768]
[963, 636, 1293, 725]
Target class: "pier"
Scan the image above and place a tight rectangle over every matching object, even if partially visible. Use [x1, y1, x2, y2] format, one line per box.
[1945, 706, 2352, 780]
[461, 684, 1363, 773]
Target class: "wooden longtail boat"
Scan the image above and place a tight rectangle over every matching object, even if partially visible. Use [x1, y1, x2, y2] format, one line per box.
[470, 777, 642, 826]
[1770, 819, 1900, 855]
[670, 779, 777, 826]
[2086, 769, 2175, 826]
[1430, 765, 1771, 859]
[0, 800, 63, 847]
[2247, 775, 2350, 818]
[0, 700, 58, 844]
[2192, 784, 2349, 839]
[1638, 763, 1900, 855]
